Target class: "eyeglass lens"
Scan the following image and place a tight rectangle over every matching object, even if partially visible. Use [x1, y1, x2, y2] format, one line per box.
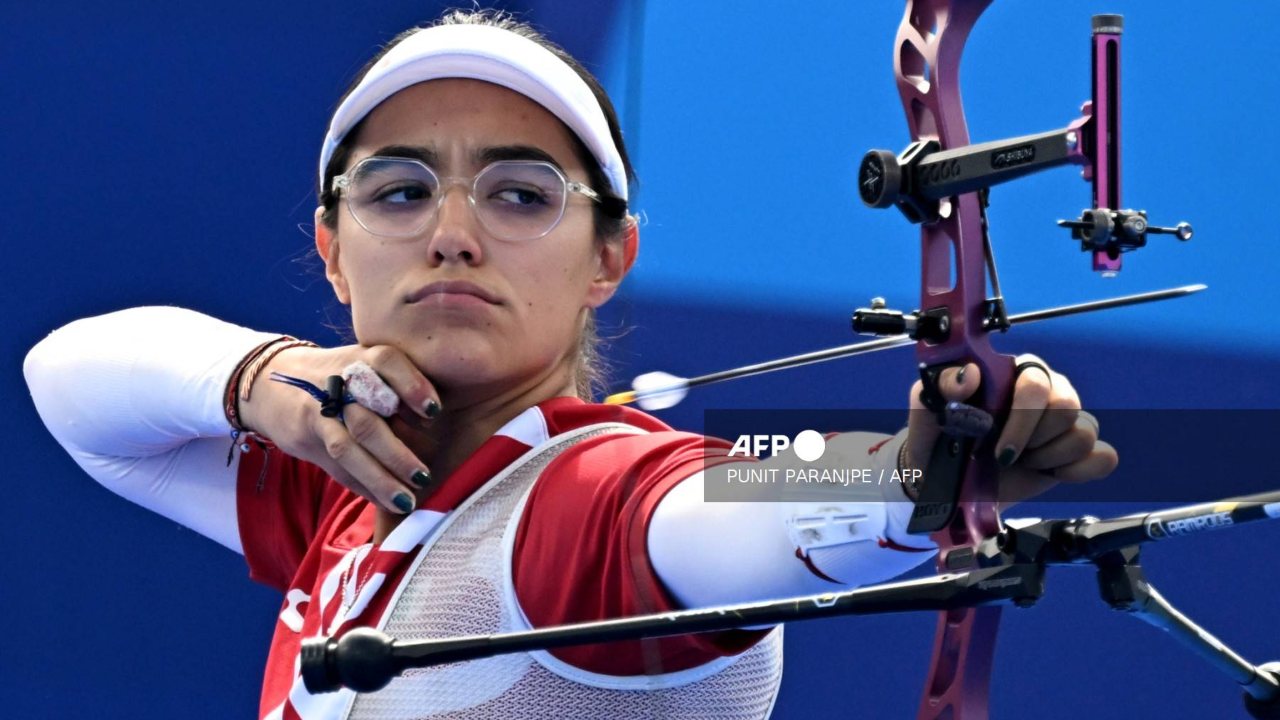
[344, 158, 570, 241]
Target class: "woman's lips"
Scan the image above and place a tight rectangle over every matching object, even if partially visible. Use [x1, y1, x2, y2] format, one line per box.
[406, 280, 501, 307]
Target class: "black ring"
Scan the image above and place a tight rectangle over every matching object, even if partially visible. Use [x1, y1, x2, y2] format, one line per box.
[1014, 361, 1052, 387]
[320, 375, 346, 418]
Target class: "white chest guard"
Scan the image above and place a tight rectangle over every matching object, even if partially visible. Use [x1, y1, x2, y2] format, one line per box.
[345, 423, 784, 719]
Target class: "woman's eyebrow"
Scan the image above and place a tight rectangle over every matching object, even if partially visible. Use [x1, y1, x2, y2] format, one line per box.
[370, 145, 440, 166]
[476, 145, 559, 166]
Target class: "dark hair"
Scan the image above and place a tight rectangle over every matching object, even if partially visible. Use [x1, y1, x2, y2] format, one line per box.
[317, 9, 635, 399]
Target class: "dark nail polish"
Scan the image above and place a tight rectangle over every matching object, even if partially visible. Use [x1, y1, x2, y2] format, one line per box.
[956, 366, 967, 384]
[998, 446, 1018, 467]
[410, 469, 432, 488]
[393, 492, 415, 514]
[424, 399, 441, 419]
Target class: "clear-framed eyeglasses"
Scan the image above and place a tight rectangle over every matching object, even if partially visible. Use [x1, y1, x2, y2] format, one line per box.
[331, 157, 604, 242]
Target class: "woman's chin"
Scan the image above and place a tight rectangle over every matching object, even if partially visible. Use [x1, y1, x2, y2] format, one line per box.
[409, 348, 574, 404]
[410, 351, 499, 386]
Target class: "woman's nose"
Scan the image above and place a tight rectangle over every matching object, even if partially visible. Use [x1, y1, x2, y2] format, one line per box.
[425, 183, 484, 265]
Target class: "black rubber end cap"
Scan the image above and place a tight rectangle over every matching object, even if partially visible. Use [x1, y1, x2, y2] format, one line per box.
[1092, 14, 1124, 34]
[334, 627, 397, 694]
[300, 637, 340, 694]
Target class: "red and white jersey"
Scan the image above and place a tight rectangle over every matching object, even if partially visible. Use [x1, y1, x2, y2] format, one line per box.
[26, 307, 930, 719]
[237, 397, 780, 719]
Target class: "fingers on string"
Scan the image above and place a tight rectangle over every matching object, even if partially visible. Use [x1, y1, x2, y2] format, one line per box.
[314, 404, 425, 514]
[361, 345, 442, 420]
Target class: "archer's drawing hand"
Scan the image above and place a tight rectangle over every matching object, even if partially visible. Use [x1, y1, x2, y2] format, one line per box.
[238, 344, 441, 515]
[904, 353, 1119, 508]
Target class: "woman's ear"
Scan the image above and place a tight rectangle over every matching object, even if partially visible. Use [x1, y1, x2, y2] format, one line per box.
[315, 207, 352, 305]
[585, 218, 639, 309]
[622, 219, 639, 272]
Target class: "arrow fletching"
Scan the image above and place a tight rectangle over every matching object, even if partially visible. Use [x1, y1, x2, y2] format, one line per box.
[604, 371, 690, 410]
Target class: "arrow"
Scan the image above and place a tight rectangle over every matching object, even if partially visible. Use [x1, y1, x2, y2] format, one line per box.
[605, 284, 1206, 410]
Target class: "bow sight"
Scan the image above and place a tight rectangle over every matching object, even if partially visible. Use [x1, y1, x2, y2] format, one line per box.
[851, 9, 1200, 540]
[856, 14, 1191, 277]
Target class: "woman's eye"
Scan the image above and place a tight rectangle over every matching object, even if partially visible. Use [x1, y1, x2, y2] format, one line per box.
[491, 186, 548, 207]
[372, 183, 431, 205]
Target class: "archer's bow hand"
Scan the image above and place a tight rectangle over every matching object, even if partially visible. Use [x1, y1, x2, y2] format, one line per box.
[903, 353, 1119, 509]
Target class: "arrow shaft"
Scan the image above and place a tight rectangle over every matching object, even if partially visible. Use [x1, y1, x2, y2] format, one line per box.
[625, 284, 1206, 402]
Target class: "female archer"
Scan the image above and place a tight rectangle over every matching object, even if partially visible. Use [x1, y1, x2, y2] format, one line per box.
[23, 9, 1114, 718]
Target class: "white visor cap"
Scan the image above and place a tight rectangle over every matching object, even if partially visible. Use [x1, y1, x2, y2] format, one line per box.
[318, 24, 628, 203]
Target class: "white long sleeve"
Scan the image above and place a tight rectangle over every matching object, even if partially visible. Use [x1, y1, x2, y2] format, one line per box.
[647, 430, 936, 610]
[24, 306, 281, 552]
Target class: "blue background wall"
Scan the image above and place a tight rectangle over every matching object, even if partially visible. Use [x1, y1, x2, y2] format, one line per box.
[5, 1, 1277, 718]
